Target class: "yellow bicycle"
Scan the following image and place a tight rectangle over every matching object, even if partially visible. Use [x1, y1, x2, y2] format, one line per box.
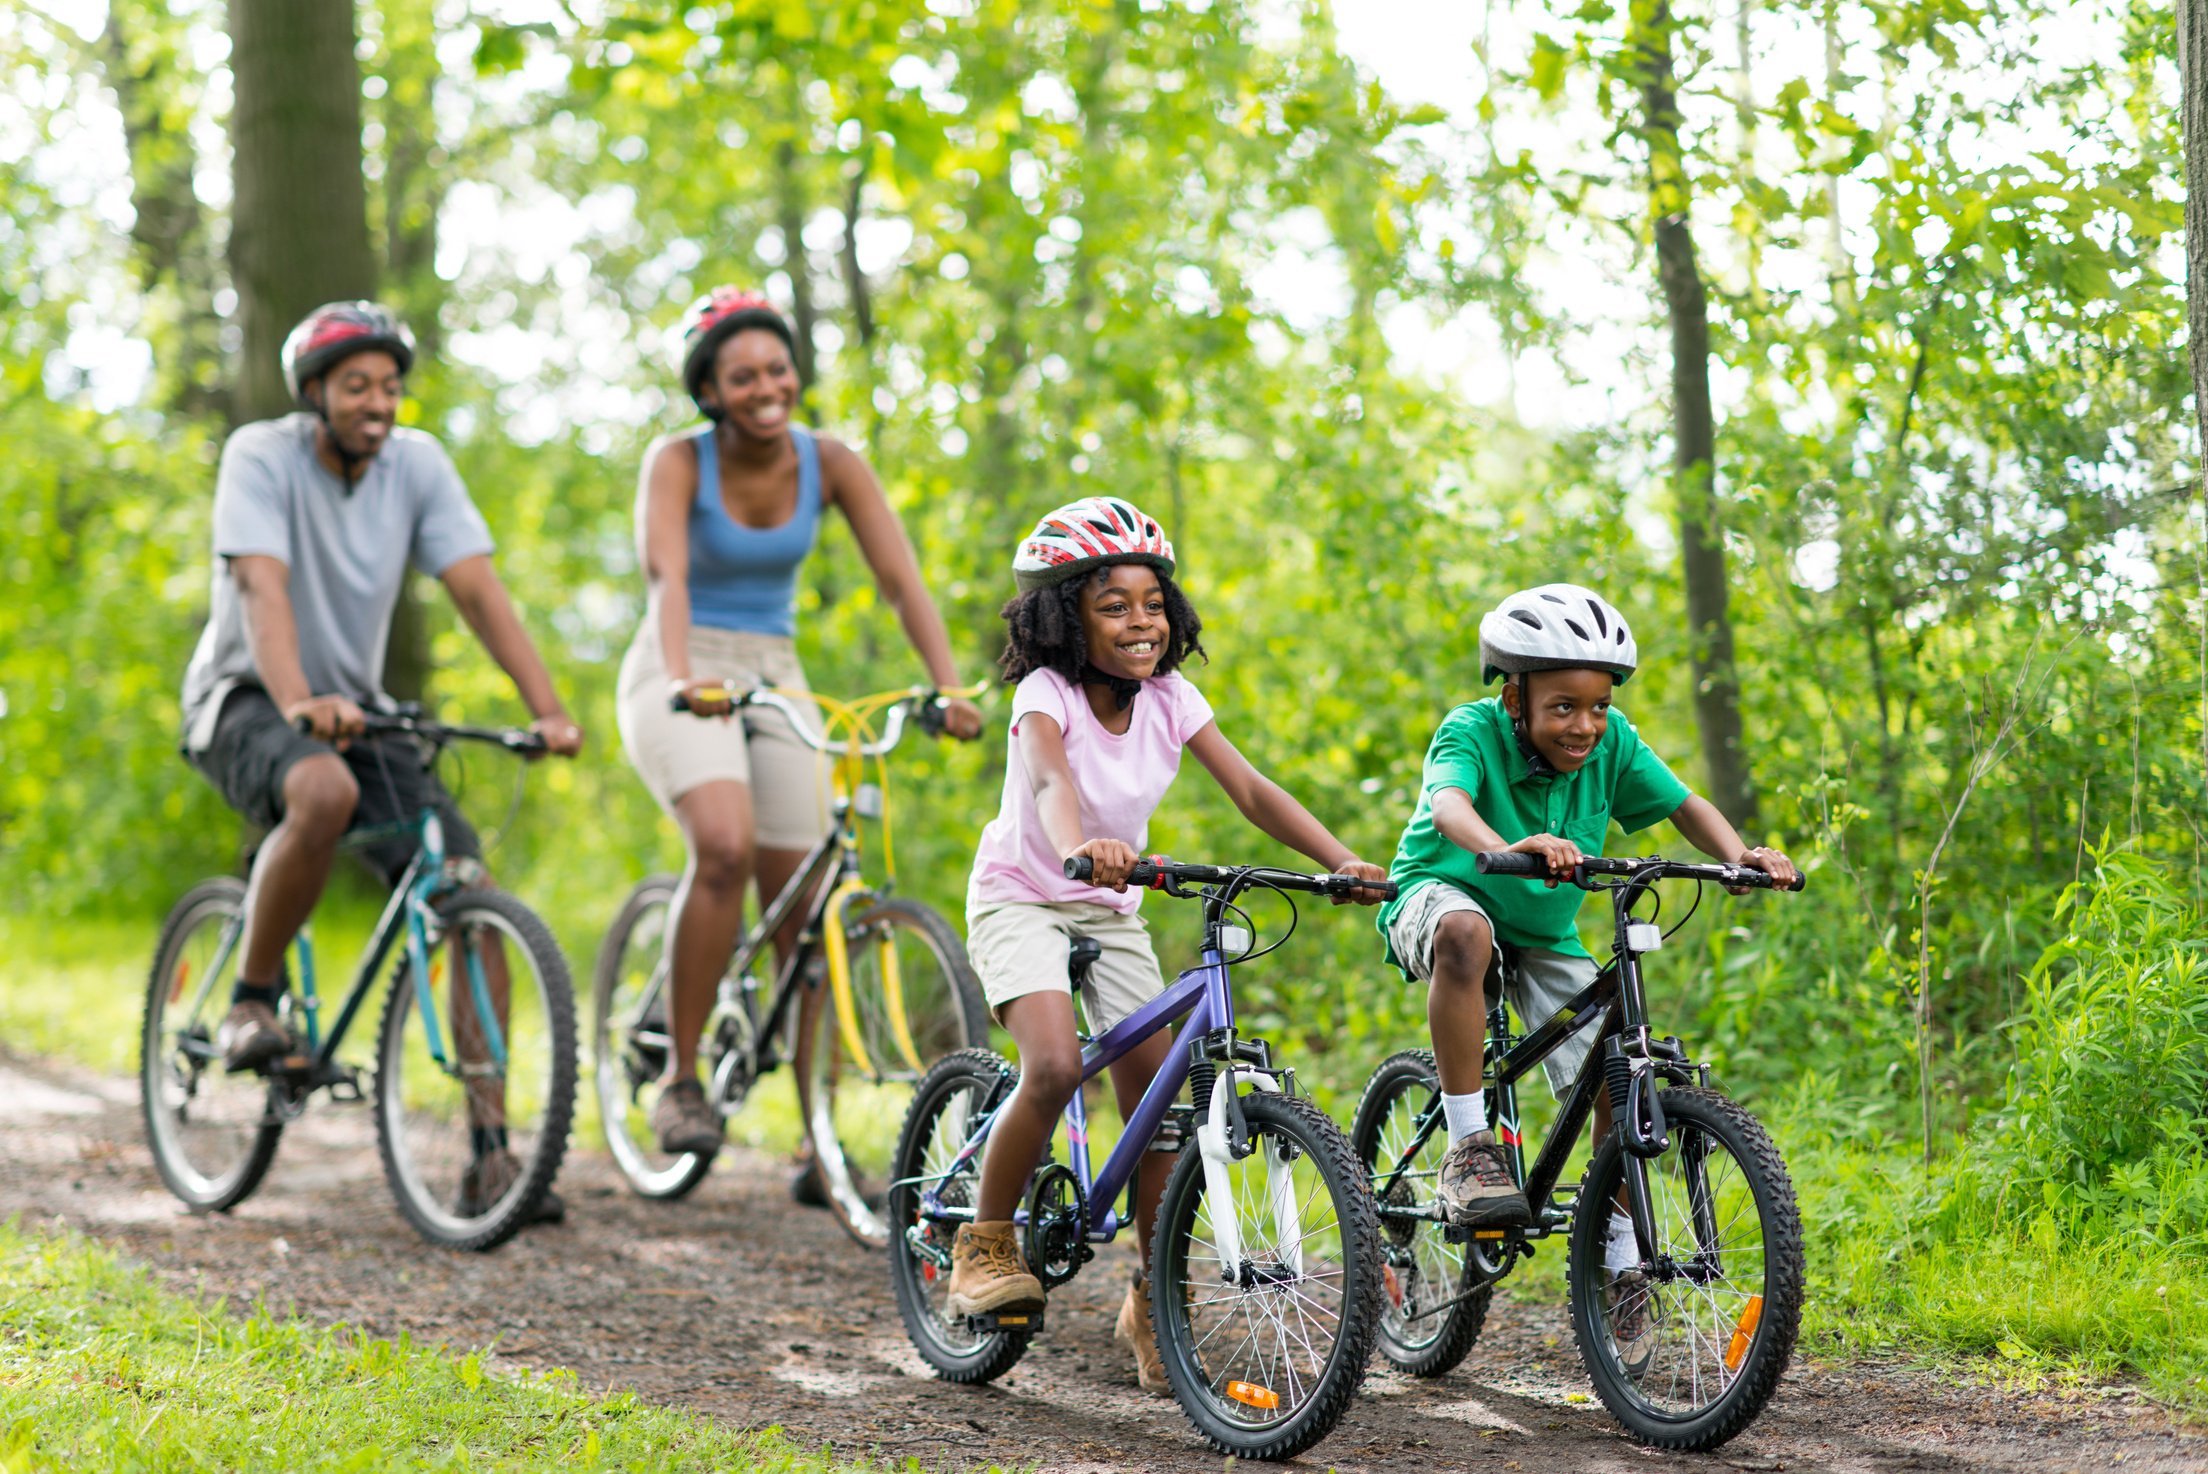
[590, 684, 988, 1248]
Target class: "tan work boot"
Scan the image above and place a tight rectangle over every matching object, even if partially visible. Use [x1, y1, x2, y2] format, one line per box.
[1116, 1271, 1170, 1395]
[943, 1220, 1045, 1318]
[217, 999, 290, 1073]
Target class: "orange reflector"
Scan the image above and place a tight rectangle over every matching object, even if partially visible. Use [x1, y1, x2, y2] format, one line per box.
[1383, 1263, 1403, 1309]
[1226, 1381, 1280, 1410]
[994, 1314, 1029, 1326]
[169, 960, 191, 1003]
[1473, 1230, 1505, 1240]
[1723, 1295, 1764, 1371]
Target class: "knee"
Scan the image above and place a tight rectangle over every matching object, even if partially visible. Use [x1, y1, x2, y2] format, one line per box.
[281, 759, 358, 838]
[1429, 911, 1493, 987]
[1016, 1045, 1083, 1110]
[688, 827, 754, 894]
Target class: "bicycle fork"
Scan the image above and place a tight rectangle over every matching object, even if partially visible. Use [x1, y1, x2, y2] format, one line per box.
[1194, 1064, 1302, 1284]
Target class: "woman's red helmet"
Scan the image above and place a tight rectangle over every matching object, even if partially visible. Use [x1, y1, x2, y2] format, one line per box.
[680, 287, 796, 417]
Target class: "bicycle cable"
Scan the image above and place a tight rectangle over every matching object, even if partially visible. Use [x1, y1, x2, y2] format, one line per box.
[1216, 875, 1299, 967]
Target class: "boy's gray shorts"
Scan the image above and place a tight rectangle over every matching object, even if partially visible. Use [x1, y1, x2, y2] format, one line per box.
[1388, 880, 1602, 1098]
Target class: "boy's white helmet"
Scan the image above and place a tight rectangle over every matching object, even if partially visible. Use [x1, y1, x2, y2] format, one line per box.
[1479, 584, 1637, 684]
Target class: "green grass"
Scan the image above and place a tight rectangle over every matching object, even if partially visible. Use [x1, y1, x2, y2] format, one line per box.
[0, 1221, 965, 1473]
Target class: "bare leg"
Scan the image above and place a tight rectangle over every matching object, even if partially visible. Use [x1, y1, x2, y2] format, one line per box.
[239, 755, 357, 984]
[446, 872, 513, 1134]
[1106, 1030, 1177, 1266]
[1426, 910, 1494, 1098]
[663, 781, 757, 1083]
[974, 990, 1084, 1223]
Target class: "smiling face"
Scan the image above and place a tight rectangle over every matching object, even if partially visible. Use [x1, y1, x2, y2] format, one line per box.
[1503, 667, 1615, 772]
[309, 349, 403, 464]
[702, 328, 798, 440]
[1078, 562, 1169, 682]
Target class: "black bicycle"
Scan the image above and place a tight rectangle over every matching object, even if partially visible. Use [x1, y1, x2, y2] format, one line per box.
[143, 710, 574, 1251]
[1350, 853, 1805, 1450]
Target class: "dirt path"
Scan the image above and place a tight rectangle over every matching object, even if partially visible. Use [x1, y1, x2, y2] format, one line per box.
[1, 1050, 2195, 1473]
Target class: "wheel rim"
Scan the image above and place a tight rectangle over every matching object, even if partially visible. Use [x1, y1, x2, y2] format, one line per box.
[594, 887, 709, 1194]
[807, 909, 973, 1246]
[380, 907, 562, 1237]
[1171, 1114, 1355, 1434]
[896, 1069, 992, 1358]
[144, 897, 270, 1203]
[1364, 1077, 1467, 1356]
[1592, 1120, 1770, 1419]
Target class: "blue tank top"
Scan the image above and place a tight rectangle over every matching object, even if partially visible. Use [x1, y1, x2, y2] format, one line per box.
[686, 425, 822, 638]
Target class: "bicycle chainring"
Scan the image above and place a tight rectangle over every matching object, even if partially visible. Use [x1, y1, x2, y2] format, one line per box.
[703, 995, 759, 1111]
[1023, 1162, 1090, 1289]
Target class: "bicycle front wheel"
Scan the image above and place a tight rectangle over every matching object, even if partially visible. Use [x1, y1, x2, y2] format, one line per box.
[1567, 1086, 1804, 1450]
[591, 875, 714, 1200]
[374, 887, 576, 1251]
[799, 896, 987, 1249]
[1349, 1049, 1491, 1376]
[141, 878, 282, 1212]
[1151, 1090, 1382, 1461]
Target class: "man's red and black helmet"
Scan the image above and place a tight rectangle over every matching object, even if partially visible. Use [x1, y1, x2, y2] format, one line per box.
[680, 286, 795, 415]
[281, 301, 416, 407]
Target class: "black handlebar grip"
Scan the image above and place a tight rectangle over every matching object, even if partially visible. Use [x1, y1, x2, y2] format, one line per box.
[917, 697, 948, 737]
[1782, 873, 1807, 893]
[1064, 856, 1093, 881]
[1474, 851, 1548, 877]
[1062, 856, 1159, 887]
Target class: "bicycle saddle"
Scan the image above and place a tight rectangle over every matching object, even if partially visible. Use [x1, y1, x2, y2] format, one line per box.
[1067, 935, 1102, 988]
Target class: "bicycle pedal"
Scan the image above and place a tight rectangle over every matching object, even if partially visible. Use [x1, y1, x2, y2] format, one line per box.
[1443, 1224, 1520, 1245]
[325, 1071, 366, 1104]
[966, 1309, 1044, 1335]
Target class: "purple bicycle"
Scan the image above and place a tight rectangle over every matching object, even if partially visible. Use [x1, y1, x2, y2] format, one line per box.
[886, 856, 1393, 1461]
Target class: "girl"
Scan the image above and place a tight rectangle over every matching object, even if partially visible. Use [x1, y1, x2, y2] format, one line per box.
[949, 496, 1387, 1393]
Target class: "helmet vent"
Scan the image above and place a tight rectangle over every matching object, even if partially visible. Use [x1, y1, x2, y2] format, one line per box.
[1586, 601, 1607, 636]
[1540, 592, 1567, 605]
[1508, 610, 1544, 630]
[1563, 618, 1590, 640]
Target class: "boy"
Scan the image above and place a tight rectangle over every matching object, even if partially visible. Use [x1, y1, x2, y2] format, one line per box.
[1377, 584, 1798, 1247]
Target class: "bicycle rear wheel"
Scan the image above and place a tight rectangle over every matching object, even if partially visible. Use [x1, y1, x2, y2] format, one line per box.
[142, 878, 282, 1212]
[374, 887, 576, 1251]
[1349, 1049, 1491, 1376]
[1151, 1090, 1382, 1461]
[798, 895, 987, 1249]
[591, 876, 715, 1200]
[1567, 1086, 1803, 1450]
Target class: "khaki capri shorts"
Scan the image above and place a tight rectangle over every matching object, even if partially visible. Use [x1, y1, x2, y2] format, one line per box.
[1388, 881, 1602, 1098]
[966, 899, 1166, 1034]
[615, 622, 835, 850]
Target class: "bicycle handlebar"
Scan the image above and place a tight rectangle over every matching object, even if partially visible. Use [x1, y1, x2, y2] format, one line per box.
[294, 709, 547, 755]
[1063, 854, 1398, 901]
[1474, 850, 1805, 892]
[669, 685, 949, 757]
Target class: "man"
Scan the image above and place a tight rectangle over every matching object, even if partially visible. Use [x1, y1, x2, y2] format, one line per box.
[180, 301, 584, 1082]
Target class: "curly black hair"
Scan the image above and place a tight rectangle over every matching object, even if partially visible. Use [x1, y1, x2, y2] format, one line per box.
[997, 564, 1207, 686]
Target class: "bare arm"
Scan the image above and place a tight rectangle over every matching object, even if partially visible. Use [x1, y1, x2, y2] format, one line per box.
[1432, 786, 1580, 886]
[1668, 793, 1798, 888]
[232, 554, 364, 741]
[1185, 722, 1386, 900]
[636, 435, 731, 718]
[1016, 712, 1141, 890]
[821, 439, 981, 738]
[440, 554, 582, 753]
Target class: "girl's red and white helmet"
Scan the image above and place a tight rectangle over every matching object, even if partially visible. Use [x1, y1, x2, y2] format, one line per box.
[680, 286, 795, 414]
[1013, 497, 1175, 593]
[1478, 584, 1638, 684]
[281, 301, 415, 406]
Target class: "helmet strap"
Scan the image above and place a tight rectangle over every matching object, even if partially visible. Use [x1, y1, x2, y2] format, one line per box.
[1080, 663, 1143, 711]
[1507, 675, 1559, 780]
[305, 384, 369, 494]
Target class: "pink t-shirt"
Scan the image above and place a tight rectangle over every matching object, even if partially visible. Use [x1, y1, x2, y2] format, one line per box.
[966, 667, 1217, 915]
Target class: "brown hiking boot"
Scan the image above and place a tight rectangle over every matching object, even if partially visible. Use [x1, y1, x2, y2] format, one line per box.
[651, 1078, 723, 1156]
[217, 1000, 290, 1073]
[457, 1148, 566, 1225]
[943, 1220, 1045, 1319]
[1435, 1130, 1530, 1228]
[1116, 1271, 1169, 1395]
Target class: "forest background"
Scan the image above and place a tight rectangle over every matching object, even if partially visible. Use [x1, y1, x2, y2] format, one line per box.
[5, 0, 2208, 1406]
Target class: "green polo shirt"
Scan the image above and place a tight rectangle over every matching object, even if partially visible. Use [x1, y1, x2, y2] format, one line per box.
[1378, 698, 1690, 963]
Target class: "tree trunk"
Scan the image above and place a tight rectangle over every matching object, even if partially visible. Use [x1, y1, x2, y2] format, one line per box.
[839, 167, 875, 349]
[2182, 0, 2208, 793]
[776, 133, 819, 392]
[226, 0, 377, 423]
[1631, 0, 1757, 829]
[374, 0, 449, 360]
[100, 0, 228, 419]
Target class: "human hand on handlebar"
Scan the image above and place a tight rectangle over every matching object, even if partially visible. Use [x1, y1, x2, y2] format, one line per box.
[1731, 845, 1798, 894]
[937, 696, 983, 741]
[668, 677, 736, 719]
[1067, 838, 1140, 892]
[285, 694, 368, 749]
[1506, 832, 1583, 887]
[529, 711, 585, 759]
[1326, 856, 1391, 906]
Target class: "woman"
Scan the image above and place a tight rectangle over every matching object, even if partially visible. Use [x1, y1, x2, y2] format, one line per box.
[617, 286, 982, 1157]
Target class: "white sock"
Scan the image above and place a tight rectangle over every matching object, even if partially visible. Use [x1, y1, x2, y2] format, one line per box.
[1441, 1091, 1488, 1144]
[1605, 1210, 1636, 1273]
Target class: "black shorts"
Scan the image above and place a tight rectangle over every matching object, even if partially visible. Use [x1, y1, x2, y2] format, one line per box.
[187, 686, 482, 887]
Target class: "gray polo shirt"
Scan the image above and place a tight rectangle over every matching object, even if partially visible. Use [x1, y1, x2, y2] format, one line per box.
[181, 414, 494, 751]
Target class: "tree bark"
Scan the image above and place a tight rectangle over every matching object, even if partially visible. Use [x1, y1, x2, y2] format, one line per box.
[776, 135, 819, 392]
[226, 0, 378, 423]
[1631, 0, 1756, 829]
[100, 0, 228, 419]
[2182, 0, 2208, 795]
[839, 167, 875, 349]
